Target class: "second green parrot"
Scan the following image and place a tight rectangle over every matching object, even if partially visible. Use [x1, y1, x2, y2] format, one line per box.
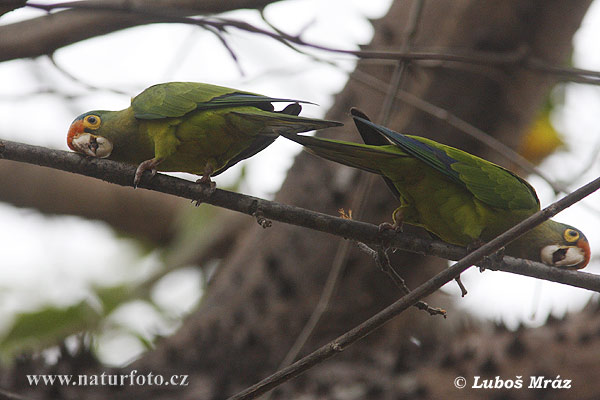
[67, 82, 342, 186]
[283, 109, 590, 269]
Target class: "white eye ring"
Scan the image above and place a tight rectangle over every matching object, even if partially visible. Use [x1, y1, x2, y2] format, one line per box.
[540, 245, 585, 267]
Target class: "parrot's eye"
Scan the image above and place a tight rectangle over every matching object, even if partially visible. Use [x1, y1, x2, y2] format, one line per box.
[84, 115, 101, 129]
[564, 228, 579, 242]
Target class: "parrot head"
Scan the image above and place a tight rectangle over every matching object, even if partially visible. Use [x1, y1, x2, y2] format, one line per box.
[506, 221, 590, 269]
[67, 111, 114, 158]
[539, 224, 590, 269]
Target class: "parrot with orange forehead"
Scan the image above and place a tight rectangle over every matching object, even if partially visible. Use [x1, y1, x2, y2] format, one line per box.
[283, 108, 590, 269]
[67, 82, 342, 187]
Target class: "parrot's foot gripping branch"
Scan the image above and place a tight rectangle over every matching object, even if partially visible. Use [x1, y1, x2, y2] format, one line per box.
[133, 158, 162, 188]
[195, 175, 217, 191]
[193, 172, 217, 207]
[195, 164, 217, 192]
[378, 221, 403, 233]
[378, 208, 404, 232]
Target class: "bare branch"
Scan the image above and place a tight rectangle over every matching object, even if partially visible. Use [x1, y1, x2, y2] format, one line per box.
[1, 2, 598, 88]
[0, 0, 26, 17]
[0, 139, 598, 292]
[0, 0, 278, 62]
[48, 55, 132, 96]
[356, 242, 446, 317]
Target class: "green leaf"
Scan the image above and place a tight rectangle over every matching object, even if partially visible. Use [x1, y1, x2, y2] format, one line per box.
[0, 301, 100, 357]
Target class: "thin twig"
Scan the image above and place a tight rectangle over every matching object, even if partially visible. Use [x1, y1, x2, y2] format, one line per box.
[258, 9, 343, 70]
[48, 54, 132, 96]
[454, 275, 468, 297]
[203, 25, 245, 77]
[228, 174, 600, 400]
[378, 0, 424, 125]
[356, 242, 446, 317]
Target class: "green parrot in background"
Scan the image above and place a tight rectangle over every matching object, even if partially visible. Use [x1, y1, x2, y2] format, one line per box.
[283, 108, 590, 269]
[67, 82, 342, 186]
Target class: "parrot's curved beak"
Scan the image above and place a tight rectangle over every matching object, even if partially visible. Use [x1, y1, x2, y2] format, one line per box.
[575, 238, 591, 269]
[67, 120, 113, 158]
[540, 239, 590, 270]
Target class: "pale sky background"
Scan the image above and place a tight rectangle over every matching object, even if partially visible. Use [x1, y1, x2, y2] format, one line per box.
[0, 0, 599, 365]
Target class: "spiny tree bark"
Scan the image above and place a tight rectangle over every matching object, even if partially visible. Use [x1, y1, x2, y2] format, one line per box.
[3, 1, 595, 399]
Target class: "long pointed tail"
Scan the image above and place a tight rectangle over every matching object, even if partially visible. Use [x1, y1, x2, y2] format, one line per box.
[281, 132, 404, 175]
[230, 103, 342, 135]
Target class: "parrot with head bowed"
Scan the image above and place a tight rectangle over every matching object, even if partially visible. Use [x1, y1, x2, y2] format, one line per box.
[283, 108, 590, 269]
[67, 82, 342, 187]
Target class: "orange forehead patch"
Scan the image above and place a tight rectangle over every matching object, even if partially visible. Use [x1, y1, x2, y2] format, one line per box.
[67, 119, 84, 151]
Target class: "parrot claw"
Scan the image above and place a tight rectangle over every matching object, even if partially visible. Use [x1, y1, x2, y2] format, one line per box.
[193, 174, 217, 206]
[196, 165, 216, 189]
[196, 175, 216, 187]
[133, 158, 162, 188]
[379, 207, 404, 233]
[195, 176, 217, 193]
[378, 221, 403, 233]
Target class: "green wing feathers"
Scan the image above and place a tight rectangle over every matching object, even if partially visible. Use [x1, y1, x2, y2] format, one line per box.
[445, 150, 540, 211]
[132, 82, 314, 119]
[351, 111, 540, 212]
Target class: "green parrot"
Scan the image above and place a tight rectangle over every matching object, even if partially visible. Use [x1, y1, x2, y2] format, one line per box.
[283, 108, 590, 269]
[67, 82, 342, 186]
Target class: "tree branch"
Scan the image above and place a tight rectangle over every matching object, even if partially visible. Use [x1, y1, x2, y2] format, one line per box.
[3, 2, 599, 87]
[0, 0, 26, 17]
[0, 0, 279, 62]
[0, 138, 598, 293]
